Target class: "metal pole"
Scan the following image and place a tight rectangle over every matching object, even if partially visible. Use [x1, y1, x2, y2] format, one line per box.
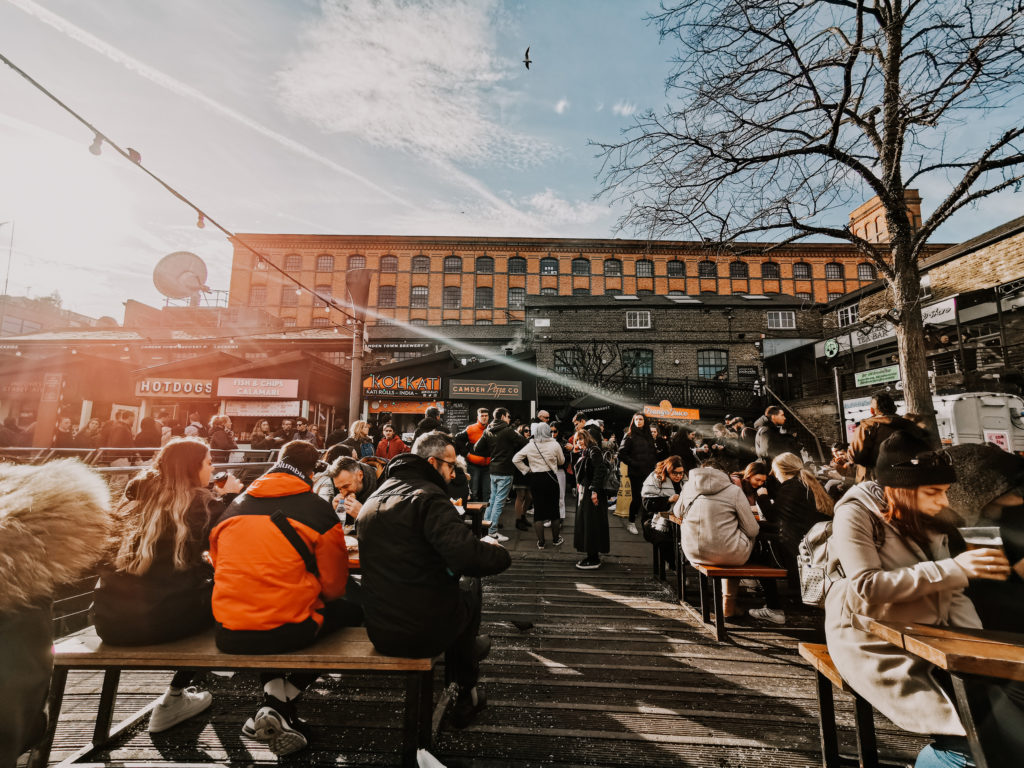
[0, 221, 12, 334]
[348, 318, 364, 426]
[834, 367, 846, 443]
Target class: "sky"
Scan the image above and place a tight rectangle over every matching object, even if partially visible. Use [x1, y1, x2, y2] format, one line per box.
[1, 0, 1022, 320]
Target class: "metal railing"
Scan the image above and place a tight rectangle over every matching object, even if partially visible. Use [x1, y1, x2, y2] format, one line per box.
[536, 375, 764, 415]
[0, 446, 280, 466]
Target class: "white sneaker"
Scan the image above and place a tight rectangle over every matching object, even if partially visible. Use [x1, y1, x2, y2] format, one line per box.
[739, 579, 759, 588]
[748, 607, 786, 625]
[148, 687, 213, 733]
[626, 522, 639, 535]
[488, 532, 509, 543]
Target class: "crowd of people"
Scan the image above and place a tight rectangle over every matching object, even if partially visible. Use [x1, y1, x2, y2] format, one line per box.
[3, 390, 1022, 766]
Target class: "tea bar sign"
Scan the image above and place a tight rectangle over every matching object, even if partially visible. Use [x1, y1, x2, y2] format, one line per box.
[363, 374, 441, 399]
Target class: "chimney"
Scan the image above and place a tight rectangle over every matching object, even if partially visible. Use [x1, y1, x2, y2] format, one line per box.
[848, 189, 921, 243]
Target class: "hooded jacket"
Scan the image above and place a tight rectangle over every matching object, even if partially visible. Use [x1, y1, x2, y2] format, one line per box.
[209, 463, 349, 633]
[675, 466, 759, 566]
[376, 434, 410, 460]
[357, 453, 511, 658]
[473, 419, 527, 476]
[753, 415, 800, 462]
[849, 414, 923, 482]
[824, 482, 980, 736]
[0, 461, 111, 765]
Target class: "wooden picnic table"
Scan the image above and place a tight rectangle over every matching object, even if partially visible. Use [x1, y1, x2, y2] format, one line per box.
[854, 614, 1024, 768]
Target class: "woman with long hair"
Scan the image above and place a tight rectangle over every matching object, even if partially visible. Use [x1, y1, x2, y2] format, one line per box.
[513, 422, 565, 549]
[341, 420, 374, 459]
[641, 455, 686, 564]
[92, 437, 242, 733]
[573, 429, 610, 569]
[731, 461, 771, 515]
[249, 419, 274, 450]
[748, 452, 834, 624]
[825, 432, 1009, 768]
[617, 412, 658, 536]
[511, 423, 534, 533]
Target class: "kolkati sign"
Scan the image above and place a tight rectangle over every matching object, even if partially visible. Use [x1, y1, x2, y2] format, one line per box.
[643, 400, 700, 422]
[217, 378, 299, 399]
[136, 378, 214, 398]
[449, 379, 523, 400]
[363, 374, 441, 399]
[854, 364, 901, 388]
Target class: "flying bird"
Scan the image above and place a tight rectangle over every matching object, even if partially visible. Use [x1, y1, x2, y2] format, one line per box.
[523, 47, 531, 70]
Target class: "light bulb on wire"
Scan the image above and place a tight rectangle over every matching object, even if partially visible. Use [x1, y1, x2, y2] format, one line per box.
[89, 134, 103, 155]
[196, 212, 205, 229]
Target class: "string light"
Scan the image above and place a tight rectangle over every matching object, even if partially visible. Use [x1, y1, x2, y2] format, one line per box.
[89, 134, 103, 155]
[126, 148, 142, 163]
[196, 212, 205, 229]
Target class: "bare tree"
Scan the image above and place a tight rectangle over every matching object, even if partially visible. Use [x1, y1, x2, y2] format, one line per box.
[594, 0, 1024, 440]
[551, 341, 639, 392]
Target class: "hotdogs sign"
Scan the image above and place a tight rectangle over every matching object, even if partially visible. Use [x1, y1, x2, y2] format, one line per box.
[363, 374, 441, 399]
[135, 378, 214, 398]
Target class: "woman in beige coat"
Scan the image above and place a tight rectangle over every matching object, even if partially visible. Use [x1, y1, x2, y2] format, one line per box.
[824, 432, 1010, 768]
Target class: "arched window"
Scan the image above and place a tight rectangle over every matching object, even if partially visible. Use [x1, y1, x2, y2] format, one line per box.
[508, 287, 525, 308]
[792, 262, 812, 280]
[475, 287, 493, 308]
[442, 286, 461, 309]
[348, 255, 366, 270]
[573, 287, 590, 296]
[284, 254, 302, 271]
[729, 261, 749, 279]
[411, 255, 430, 273]
[280, 286, 299, 307]
[410, 286, 429, 308]
[698, 260, 717, 278]
[761, 262, 780, 279]
[540, 287, 557, 295]
[311, 317, 330, 328]
[248, 286, 266, 306]
[476, 256, 494, 274]
[796, 292, 812, 301]
[825, 262, 844, 280]
[379, 255, 398, 272]
[604, 258, 622, 277]
[443, 256, 462, 273]
[572, 258, 591, 275]
[313, 284, 332, 307]
[316, 254, 334, 272]
[508, 257, 527, 274]
[857, 263, 877, 281]
[378, 285, 396, 307]
[410, 318, 428, 326]
[636, 259, 654, 278]
[540, 257, 559, 275]
[666, 260, 685, 277]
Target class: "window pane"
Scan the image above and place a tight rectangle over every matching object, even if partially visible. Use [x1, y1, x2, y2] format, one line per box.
[380, 255, 398, 272]
[442, 318, 459, 325]
[572, 287, 589, 296]
[412, 256, 430, 273]
[410, 286, 429, 308]
[838, 306, 860, 327]
[667, 260, 685, 277]
[796, 292, 812, 301]
[378, 285, 396, 307]
[698, 261, 717, 278]
[825, 263, 844, 280]
[762, 262, 780, 279]
[828, 292, 843, 301]
[729, 261, 749, 278]
[622, 348, 653, 377]
[281, 286, 298, 306]
[508, 287, 525, 308]
[636, 259, 654, 277]
[475, 287, 493, 308]
[857, 263, 877, 281]
[554, 348, 580, 374]
[540, 257, 559, 275]
[248, 285, 266, 306]
[284, 254, 302, 271]
[508, 257, 527, 274]
[626, 310, 651, 329]
[282, 316, 296, 327]
[410, 318, 428, 326]
[476, 256, 494, 274]
[316, 254, 334, 272]
[604, 259, 622, 276]
[314, 284, 332, 307]
[443, 286, 461, 309]
[793, 262, 812, 279]
[572, 258, 590, 275]
[766, 311, 795, 329]
[697, 349, 728, 379]
[349, 255, 366, 270]
[311, 317, 330, 328]
[540, 287, 557, 296]
[444, 256, 462, 273]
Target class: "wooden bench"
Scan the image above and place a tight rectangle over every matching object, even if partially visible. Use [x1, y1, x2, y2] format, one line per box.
[689, 563, 788, 641]
[28, 626, 441, 768]
[798, 643, 908, 768]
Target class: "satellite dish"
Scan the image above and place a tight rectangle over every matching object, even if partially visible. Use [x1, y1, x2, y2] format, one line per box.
[153, 251, 211, 305]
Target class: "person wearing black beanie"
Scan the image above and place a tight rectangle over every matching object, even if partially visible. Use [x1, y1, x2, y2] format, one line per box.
[822, 431, 1012, 768]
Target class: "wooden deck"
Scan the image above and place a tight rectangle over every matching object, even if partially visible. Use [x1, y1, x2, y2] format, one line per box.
[38, 551, 926, 767]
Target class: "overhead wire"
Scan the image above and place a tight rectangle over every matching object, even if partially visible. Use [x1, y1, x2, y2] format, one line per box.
[0, 51, 360, 329]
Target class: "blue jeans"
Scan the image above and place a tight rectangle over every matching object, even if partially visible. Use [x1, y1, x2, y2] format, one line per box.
[484, 474, 513, 534]
[915, 742, 974, 768]
[468, 463, 490, 502]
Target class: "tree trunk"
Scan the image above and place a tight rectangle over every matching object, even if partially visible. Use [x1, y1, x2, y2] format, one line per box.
[891, 257, 940, 447]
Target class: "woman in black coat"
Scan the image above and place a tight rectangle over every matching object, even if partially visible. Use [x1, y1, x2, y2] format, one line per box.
[573, 429, 610, 569]
[617, 413, 658, 536]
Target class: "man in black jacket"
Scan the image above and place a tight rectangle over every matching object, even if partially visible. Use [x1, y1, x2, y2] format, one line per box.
[358, 433, 511, 727]
[413, 406, 444, 441]
[754, 406, 801, 462]
[473, 407, 528, 540]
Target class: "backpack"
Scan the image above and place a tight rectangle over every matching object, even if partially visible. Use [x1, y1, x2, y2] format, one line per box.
[601, 448, 620, 494]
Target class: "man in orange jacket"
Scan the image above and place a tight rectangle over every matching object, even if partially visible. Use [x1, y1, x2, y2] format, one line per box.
[456, 408, 491, 503]
[210, 440, 361, 756]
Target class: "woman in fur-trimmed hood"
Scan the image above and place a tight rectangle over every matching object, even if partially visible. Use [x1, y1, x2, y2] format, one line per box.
[0, 460, 111, 766]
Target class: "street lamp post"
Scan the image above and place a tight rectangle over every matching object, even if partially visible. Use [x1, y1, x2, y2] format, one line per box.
[344, 269, 373, 426]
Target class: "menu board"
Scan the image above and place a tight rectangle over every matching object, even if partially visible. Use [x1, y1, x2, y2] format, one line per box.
[445, 401, 471, 435]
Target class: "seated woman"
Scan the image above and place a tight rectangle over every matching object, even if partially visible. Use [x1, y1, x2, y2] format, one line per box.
[731, 461, 772, 519]
[641, 455, 686, 564]
[749, 452, 834, 625]
[825, 432, 1010, 768]
[675, 457, 760, 618]
[92, 437, 242, 733]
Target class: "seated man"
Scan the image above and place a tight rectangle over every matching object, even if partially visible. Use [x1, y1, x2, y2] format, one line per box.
[209, 440, 361, 756]
[358, 432, 511, 727]
[313, 455, 378, 521]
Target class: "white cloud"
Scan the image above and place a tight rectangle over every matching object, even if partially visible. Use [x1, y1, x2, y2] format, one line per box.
[521, 189, 609, 227]
[554, 98, 570, 115]
[612, 100, 637, 117]
[276, 0, 553, 167]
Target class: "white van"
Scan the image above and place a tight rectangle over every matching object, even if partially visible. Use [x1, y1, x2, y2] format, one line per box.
[843, 391, 1024, 453]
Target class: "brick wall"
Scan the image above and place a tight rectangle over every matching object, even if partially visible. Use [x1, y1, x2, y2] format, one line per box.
[929, 229, 1024, 300]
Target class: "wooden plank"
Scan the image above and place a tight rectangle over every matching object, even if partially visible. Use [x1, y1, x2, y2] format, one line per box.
[694, 564, 787, 578]
[798, 643, 850, 691]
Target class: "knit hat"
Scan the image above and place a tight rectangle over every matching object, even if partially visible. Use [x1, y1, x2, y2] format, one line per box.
[875, 431, 957, 488]
[944, 443, 1024, 525]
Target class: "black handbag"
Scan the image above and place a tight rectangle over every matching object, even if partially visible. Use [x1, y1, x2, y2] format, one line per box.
[641, 496, 672, 544]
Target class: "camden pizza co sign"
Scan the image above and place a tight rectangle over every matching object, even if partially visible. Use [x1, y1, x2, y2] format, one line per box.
[363, 374, 442, 399]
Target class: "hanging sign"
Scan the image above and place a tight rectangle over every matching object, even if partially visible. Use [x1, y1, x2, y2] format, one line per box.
[217, 378, 299, 398]
[363, 374, 442, 399]
[643, 400, 700, 421]
[136, 378, 214, 398]
[854, 364, 901, 388]
[449, 379, 522, 400]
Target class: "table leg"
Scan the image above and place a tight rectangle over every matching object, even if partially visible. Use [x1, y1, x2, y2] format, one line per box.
[676, 549, 685, 605]
[852, 693, 879, 768]
[951, 674, 990, 768]
[813, 670, 840, 768]
[403, 672, 423, 768]
[93, 669, 121, 745]
[417, 669, 433, 750]
[26, 667, 68, 768]
[698, 571, 710, 623]
[652, 542, 660, 579]
[711, 578, 726, 642]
